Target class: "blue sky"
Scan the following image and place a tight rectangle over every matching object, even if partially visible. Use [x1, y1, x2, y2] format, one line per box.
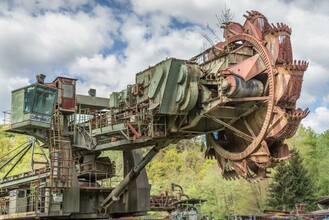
[0, 0, 328, 133]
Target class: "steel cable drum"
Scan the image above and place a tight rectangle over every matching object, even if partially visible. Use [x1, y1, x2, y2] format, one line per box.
[225, 75, 264, 98]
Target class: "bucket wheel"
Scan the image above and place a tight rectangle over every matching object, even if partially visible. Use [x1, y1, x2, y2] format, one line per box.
[205, 34, 275, 181]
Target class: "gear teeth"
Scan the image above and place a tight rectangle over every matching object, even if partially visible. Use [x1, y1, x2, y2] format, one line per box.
[287, 108, 309, 120]
[268, 22, 292, 35]
[243, 10, 268, 23]
[223, 170, 240, 180]
[205, 147, 217, 159]
[273, 108, 310, 140]
[286, 60, 309, 71]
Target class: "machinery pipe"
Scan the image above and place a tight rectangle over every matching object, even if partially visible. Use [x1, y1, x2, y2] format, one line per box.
[100, 145, 161, 211]
[225, 75, 264, 97]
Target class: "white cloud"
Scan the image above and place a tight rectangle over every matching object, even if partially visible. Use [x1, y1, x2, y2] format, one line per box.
[322, 95, 329, 106]
[121, 20, 204, 69]
[67, 12, 205, 95]
[131, 0, 288, 28]
[0, 5, 118, 76]
[131, 0, 221, 24]
[69, 54, 120, 88]
[0, 0, 92, 14]
[121, 14, 205, 83]
[0, 0, 328, 134]
[76, 81, 112, 98]
[0, 69, 29, 120]
[302, 107, 329, 133]
[0, 75, 29, 106]
[297, 63, 329, 109]
[283, 0, 329, 16]
[0, 3, 119, 114]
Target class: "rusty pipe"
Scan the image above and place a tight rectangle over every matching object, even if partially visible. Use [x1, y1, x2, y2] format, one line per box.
[100, 144, 162, 212]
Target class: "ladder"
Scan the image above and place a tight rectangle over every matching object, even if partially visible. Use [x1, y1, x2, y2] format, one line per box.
[49, 110, 72, 189]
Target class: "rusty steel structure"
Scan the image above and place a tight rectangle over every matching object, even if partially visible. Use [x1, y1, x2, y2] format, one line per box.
[202, 11, 309, 180]
[150, 183, 206, 220]
[0, 11, 308, 219]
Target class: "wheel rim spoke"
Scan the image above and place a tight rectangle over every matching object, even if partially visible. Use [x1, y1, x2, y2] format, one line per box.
[243, 119, 256, 138]
[205, 114, 253, 142]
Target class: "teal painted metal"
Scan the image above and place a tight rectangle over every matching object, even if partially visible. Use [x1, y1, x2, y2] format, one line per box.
[134, 58, 200, 115]
[10, 84, 57, 131]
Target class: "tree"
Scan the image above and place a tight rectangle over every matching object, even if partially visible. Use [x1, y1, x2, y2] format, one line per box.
[268, 150, 314, 211]
[285, 125, 317, 162]
[312, 130, 329, 197]
[268, 161, 290, 211]
[147, 138, 271, 216]
[218, 5, 234, 24]
[287, 151, 314, 208]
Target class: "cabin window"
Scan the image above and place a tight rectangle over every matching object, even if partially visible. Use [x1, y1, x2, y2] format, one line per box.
[24, 86, 35, 113]
[62, 83, 74, 98]
[32, 87, 57, 115]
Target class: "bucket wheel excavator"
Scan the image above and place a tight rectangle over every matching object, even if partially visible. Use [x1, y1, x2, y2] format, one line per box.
[201, 11, 309, 180]
[0, 10, 308, 219]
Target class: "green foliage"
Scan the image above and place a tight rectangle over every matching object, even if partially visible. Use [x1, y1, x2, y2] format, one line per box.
[284, 126, 329, 202]
[197, 165, 267, 215]
[287, 151, 314, 204]
[268, 162, 289, 210]
[147, 138, 269, 215]
[147, 125, 329, 215]
[285, 125, 317, 165]
[268, 150, 314, 211]
[100, 150, 123, 187]
[147, 139, 205, 195]
[312, 130, 329, 197]
[0, 125, 40, 177]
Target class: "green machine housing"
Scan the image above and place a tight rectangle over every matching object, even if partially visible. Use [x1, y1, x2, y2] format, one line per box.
[10, 83, 57, 132]
[109, 58, 199, 115]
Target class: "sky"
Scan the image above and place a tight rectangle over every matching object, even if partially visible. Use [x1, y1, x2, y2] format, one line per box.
[0, 0, 328, 133]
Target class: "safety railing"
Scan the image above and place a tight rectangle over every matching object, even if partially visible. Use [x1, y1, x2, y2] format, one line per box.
[0, 198, 9, 215]
[78, 172, 122, 189]
[0, 188, 48, 216]
[2, 110, 11, 130]
[150, 194, 178, 210]
[3, 110, 11, 124]
[89, 110, 167, 139]
[139, 213, 329, 220]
